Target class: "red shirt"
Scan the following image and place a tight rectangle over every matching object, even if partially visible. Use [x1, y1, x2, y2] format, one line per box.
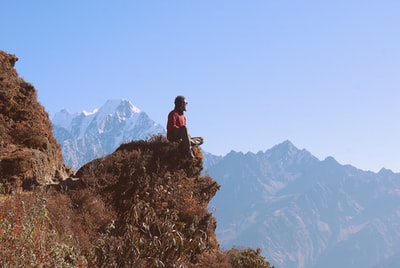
[167, 109, 186, 140]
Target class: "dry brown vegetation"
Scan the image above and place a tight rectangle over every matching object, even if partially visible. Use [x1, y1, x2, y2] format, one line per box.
[0, 51, 70, 191]
[0, 51, 274, 267]
[1, 137, 273, 267]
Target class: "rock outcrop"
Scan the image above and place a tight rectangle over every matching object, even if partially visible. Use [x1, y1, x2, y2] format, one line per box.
[68, 136, 223, 266]
[0, 51, 70, 190]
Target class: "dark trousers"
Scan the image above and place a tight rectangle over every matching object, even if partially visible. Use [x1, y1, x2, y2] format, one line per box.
[169, 126, 191, 151]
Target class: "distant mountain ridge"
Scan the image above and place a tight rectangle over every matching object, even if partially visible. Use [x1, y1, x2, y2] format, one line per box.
[52, 99, 165, 169]
[207, 141, 400, 268]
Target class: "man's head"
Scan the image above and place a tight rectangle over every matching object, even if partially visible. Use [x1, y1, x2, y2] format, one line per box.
[174, 95, 187, 111]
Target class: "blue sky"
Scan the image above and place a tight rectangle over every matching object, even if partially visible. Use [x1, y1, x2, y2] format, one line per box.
[2, 1, 400, 172]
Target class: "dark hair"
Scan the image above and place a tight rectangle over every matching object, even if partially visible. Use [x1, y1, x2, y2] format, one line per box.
[174, 95, 186, 106]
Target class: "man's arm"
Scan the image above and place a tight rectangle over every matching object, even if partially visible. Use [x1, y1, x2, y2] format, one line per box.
[167, 111, 179, 132]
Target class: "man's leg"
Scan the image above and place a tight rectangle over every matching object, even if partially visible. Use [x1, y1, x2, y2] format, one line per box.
[175, 126, 194, 158]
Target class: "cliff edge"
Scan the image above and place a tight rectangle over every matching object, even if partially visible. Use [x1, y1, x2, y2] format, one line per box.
[0, 51, 70, 190]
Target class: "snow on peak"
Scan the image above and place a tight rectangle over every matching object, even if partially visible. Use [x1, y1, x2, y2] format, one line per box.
[52, 98, 166, 169]
[120, 99, 141, 113]
[82, 108, 98, 116]
[52, 99, 160, 140]
[96, 99, 141, 120]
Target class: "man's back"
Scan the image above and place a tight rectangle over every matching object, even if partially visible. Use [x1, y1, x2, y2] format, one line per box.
[167, 109, 186, 141]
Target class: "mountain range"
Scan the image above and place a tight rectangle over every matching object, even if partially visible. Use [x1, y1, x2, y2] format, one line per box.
[208, 141, 400, 268]
[52, 99, 400, 268]
[52, 99, 165, 169]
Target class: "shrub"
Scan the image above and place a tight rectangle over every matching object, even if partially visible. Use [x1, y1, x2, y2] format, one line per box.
[0, 190, 86, 267]
[227, 247, 274, 268]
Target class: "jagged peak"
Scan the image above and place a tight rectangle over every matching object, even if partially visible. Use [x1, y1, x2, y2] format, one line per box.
[95, 99, 141, 119]
[53, 99, 141, 121]
[221, 141, 318, 164]
[322, 156, 341, 168]
[52, 98, 166, 169]
[53, 99, 144, 130]
[378, 167, 394, 175]
[275, 139, 298, 150]
[225, 150, 245, 158]
[265, 140, 299, 158]
[108, 98, 140, 112]
[52, 108, 75, 127]
[226, 149, 242, 155]
[262, 140, 318, 166]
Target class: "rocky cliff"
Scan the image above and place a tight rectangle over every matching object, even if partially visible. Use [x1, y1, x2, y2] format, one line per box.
[66, 137, 224, 266]
[0, 51, 70, 190]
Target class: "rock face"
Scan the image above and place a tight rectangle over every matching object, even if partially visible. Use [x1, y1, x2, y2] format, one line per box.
[0, 51, 69, 190]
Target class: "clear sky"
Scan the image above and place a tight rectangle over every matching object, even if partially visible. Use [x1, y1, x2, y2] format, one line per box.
[2, 1, 400, 172]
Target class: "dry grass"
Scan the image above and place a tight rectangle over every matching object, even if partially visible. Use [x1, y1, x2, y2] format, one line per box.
[0, 191, 86, 267]
[0, 137, 274, 268]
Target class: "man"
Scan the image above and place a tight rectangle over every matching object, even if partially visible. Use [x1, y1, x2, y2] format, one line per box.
[167, 95, 203, 158]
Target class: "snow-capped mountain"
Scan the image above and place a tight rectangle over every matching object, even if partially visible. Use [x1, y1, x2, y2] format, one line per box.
[52, 99, 165, 169]
[207, 141, 400, 268]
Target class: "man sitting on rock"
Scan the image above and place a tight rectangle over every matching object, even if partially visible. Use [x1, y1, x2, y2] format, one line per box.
[167, 95, 203, 158]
